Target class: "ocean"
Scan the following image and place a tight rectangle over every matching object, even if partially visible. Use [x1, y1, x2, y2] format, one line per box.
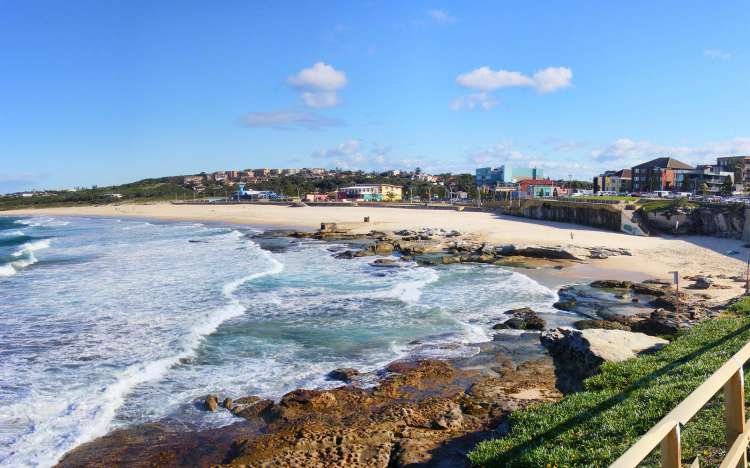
[0, 216, 560, 467]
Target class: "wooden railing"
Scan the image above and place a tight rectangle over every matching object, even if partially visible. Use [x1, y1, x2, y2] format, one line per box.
[611, 341, 750, 468]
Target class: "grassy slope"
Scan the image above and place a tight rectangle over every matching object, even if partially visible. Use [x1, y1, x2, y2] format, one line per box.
[639, 199, 700, 213]
[469, 297, 750, 467]
[0, 179, 190, 211]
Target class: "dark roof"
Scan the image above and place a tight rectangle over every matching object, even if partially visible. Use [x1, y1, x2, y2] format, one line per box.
[616, 169, 632, 178]
[632, 157, 694, 170]
[601, 169, 632, 178]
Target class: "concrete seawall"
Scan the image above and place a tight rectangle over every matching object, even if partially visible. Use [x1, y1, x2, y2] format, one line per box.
[501, 199, 637, 234]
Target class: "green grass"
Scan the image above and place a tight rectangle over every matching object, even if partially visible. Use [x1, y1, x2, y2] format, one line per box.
[639, 199, 700, 214]
[592, 195, 638, 201]
[565, 196, 638, 202]
[468, 303, 750, 467]
[0, 178, 192, 211]
[639, 200, 673, 213]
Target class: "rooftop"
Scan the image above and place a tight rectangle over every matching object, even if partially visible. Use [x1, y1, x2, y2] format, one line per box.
[633, 157, 694, 170]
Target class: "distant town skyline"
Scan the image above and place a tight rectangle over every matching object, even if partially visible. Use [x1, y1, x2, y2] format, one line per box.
[1, 0, 749, 193]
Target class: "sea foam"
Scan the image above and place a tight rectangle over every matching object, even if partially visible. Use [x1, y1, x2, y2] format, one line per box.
[0, 227, 284, 467]
[0, 238, 52, 278]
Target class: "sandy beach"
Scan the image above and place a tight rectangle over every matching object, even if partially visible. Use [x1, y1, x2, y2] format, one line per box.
[5, 202, 748, 302]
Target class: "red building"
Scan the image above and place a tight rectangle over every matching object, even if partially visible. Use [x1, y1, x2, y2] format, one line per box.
[518, 179, 558, 198]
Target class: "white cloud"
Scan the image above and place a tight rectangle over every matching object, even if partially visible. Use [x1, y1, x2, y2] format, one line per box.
[310, 140, 462, 173]
[454, 66, 572, 110]
[532, 67, 573, 93]
[591, 137, 750, 169]
[456, 67, 535, 92]
[456, 66, 572, 94]
[301, 91, 340, 108]
[450, 93, 498, 111]
[704, 48, 731, 60]
[542, 138, 586, 152]
[288, 62, 348, 108]
[240, 110, 343, 130]
[590, 138, 662, 165]
[467, 142, 592, 178]
[465, 137, 750, 180]
[288, 62, 348, 90]
[467, 142, 532, 166]
[312, 139, 362, 159]
[427, 9, 456, 24]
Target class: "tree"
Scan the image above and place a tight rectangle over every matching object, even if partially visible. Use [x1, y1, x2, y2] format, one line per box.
[721, 177, 734, 195]
[415, 167, 422, 175]
[701, 183, 710, 195]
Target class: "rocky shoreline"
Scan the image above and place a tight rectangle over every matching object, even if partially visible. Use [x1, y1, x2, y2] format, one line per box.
[57, 225, 728, 467]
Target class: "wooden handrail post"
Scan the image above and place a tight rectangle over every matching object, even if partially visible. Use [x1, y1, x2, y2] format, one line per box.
[724, 367, 747, 468]
[661, 424, 682, 468]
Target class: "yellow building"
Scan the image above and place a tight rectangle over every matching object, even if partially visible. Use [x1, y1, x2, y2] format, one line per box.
[340, 184, 403, 201]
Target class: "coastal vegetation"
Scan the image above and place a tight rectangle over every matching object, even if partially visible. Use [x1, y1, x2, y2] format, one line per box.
[468, 297, 750, 467]
[0, 172, 479, 210]
[573, 195, 639, 202]
[0, 177, 189, 211]
[639, 198, 700, 214]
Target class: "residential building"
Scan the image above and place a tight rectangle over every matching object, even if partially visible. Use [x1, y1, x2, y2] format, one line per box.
[691, 165, 734, 194]
[630, 157, 694, 193]
[518, 178, 556, 198]
[593, 169, 632, 193]
[717, 156, 750, 191]
[236, 183, 280, 200]
[475, 165, 543, 187]
[412, 173, 438, 183]
[253, 168, 270, 177]
[303, 193, 329, 202]
[211, 171, 227, 182]
[339, 184, 403, 201]
[183, 175, 204, 186]
[630, 157, 734, 194]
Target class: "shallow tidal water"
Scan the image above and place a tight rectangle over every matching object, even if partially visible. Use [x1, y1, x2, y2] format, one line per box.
[0, 216, 565, 467]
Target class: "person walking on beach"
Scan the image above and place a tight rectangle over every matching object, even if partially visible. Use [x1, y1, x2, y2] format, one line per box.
[570, 231, 574, 242]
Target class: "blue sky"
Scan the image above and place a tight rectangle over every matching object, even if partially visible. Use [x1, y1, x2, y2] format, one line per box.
[1, 0, 749, 192]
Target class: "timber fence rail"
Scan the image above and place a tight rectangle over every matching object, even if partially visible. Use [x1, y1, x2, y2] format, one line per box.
[611, 340, 750, 468]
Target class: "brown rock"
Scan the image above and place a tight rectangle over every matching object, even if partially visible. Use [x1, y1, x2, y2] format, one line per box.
[234, 395, 261, 406]
[431, 402, 464, 431]
[280, 389, 337, 415]
[232, 399, 274, 420]
[204, 394, 219, 412]
[57, 353, 563, 468]
[493, 307, 546, 331]
[590, 280, 633, 289]
[328, 367, 360, 382]
[574, 319, 630, 331]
